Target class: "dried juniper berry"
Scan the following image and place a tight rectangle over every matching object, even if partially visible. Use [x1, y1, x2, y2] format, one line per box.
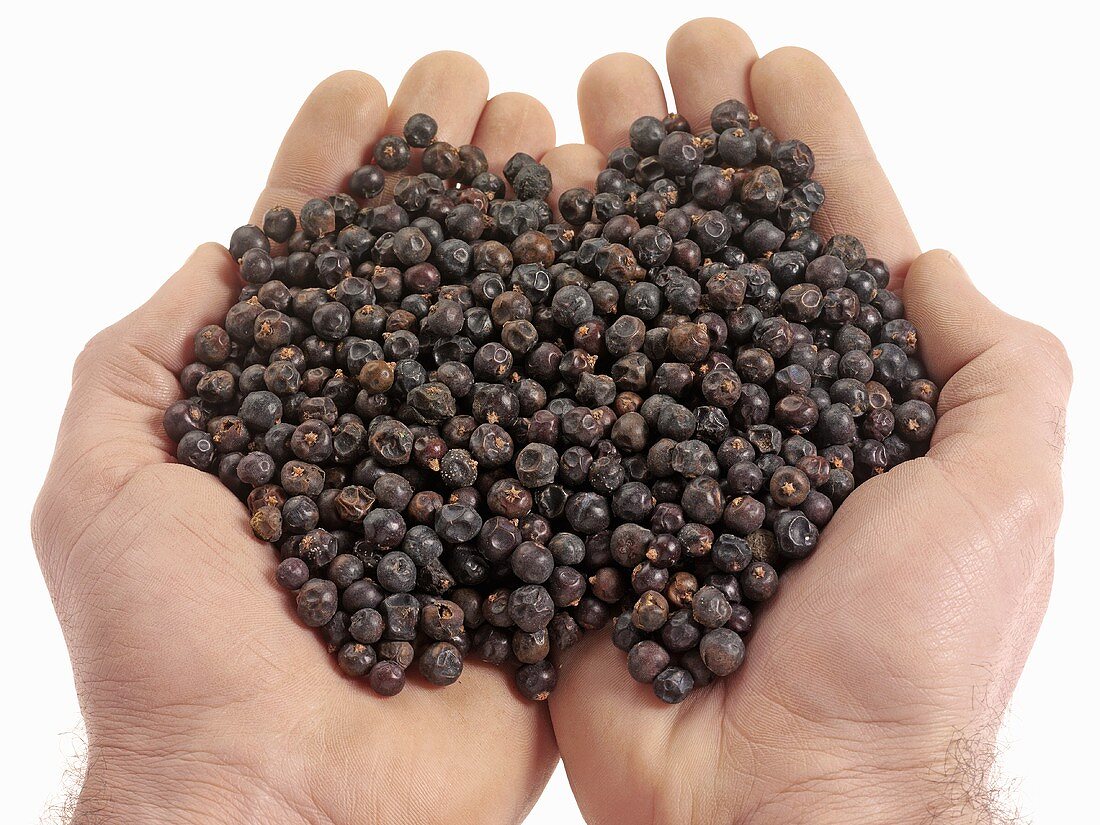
[508, 585, 555, 632]
[167, 106, 941, 704]
[740, 562, 779, 602]
[691, 585, 733, 629]
[628, 640, 672, 684]
[403, 113, 437, 148]
[652, 666, 694, 704]
[297, 579, 338, 627]
[276, 557, 309, 590]
[699, 628, 746, 676]
[368, 659, 406, 696]
[349, 608, 385, 645]
[894, 399, 936, 443]
[416, 641, 463, 686]
[515, 660, 557, 701]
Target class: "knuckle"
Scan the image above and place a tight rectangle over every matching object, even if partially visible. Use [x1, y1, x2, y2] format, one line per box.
[72, 326, 121, 383]
[30, 483, 55, 564]
[1002, 485, 1065, 577]
[988, 323, 1072, 396]
[1022, 323, 1072, 388]
[31, 475, 75, 594]
[71, 325, 170, 410]
[1016, 478, 1064, 530]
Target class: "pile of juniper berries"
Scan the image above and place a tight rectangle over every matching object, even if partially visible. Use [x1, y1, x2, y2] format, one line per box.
[165, 103, 938, 703]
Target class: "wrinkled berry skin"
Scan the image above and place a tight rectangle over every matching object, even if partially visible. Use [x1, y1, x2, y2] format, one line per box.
[297, 579, 338, 627]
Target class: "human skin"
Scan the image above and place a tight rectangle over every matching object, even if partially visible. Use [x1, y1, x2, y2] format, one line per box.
[32, 17, 1070, 825]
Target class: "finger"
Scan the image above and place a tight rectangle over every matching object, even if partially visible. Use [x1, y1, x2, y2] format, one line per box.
[750, 48, 920, 281]
[540, 143, 605, 221]
[470, 92, 556, 175]
[70, 243, 239, 440]
[384, 51, 489, 145]
[578, 53, 667, 155]
[666, 18, 759, 134]
[252, 71, 388, 223]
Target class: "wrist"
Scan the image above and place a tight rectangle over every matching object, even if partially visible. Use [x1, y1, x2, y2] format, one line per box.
[756, 734, 1007, 825]
[72, 743, 312, 825]
[769, 777, 995, 825]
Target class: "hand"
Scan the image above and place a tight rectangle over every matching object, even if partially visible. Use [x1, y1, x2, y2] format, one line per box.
[32, 55, 561, 825]
[543, 18, 1071, 824]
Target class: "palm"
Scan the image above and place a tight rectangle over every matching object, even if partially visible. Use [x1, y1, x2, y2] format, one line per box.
[33, 54, 561, 823]
[543, 18, 1069, 824]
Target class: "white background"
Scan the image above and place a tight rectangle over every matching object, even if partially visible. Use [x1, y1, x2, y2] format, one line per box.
[2, 1, 1097, 821]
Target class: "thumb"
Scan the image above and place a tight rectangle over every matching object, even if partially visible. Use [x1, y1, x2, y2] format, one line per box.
[33, 244, 239, 566]
[903, 248, 1071, 500]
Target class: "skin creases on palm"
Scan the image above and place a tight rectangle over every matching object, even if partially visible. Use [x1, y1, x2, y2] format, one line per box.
[31, 18, 1070, 825]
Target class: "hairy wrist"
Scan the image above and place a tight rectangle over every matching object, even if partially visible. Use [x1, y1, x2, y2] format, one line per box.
[69, 744, 315, 825]
[755, 730, 1018, 825]
[768, 777, 1000, 825]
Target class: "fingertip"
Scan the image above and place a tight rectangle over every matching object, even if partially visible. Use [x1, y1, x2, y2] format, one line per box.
[387, 51, 490, 143]
[668, 16, 754, 47]
[541, 143, 604, 182]
[905, 248, 971, 294]
[667, 17, 758, 128]
[255, 70, 389, 222]
[311, 69, 389, 115]
[578, 52, 643, 90]
[578, 52, 649, 112]
[750, 45, 919, 275]
[753, 45, 830, 78]
[749, 47, 846, 137]
[904, 249, 1002, 384]
[410, 50, 490, 95]
[510, 92, 556, 145]
[578, 53, 666, 153]
[472, 92, 556, 174]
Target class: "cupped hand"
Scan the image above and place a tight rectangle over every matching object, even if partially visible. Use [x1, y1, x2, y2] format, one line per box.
[32, 56, 560, 825]
[543, 18, 1071, 824]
